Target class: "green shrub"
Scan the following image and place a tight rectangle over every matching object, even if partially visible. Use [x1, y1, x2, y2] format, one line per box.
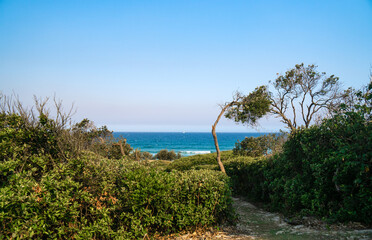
[221, 81, 372, 224]
[130, 149, 154, 160]
[0, 154, 112, 239]
[225, 111, 371, 224]
[233, 133, 286, 157]
[139, 151, 154, 160]
[262, 109, 371, 223]
[71, 119, 133, 160]
[0, 96, 133, 161]
[0, 97, 235, 239]
[0, 153, 234, 239]
[155, 149, 181, 160]
[224, 156, 270, 201]
[167, 152, 271, 201]
[0, 113, 61, 160]
[167, 151, 234, 171]
[0, 110, 234, 238]
[115, 167, 234, 238]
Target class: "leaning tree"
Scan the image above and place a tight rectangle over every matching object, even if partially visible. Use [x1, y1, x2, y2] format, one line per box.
[212, 63, 343, 173]
[212, 86, 271, 173]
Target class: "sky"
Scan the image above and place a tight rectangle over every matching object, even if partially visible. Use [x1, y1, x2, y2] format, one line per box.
[1, 0, 372, 132]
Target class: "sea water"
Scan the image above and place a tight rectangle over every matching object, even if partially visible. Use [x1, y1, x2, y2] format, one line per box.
[113, 132, 269, 156]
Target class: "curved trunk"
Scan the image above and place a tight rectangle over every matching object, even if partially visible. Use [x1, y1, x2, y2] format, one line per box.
[212, 102, 234, 174]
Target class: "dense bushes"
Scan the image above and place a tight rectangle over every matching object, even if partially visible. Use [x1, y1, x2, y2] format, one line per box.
[265, 110, 371, 223]
[0, 96, 235, 239]
[70, 118, 134, 160]
[115, 167, 233, 237]
[224, 157, 269, 202]
[223, 109, 371, 224]
[1, 152, 233, 239]
[263, 81, 371, 223]
[220, 81, 372, 224]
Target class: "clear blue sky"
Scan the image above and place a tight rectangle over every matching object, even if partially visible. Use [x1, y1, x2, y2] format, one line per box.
[1, 0, 371, 132]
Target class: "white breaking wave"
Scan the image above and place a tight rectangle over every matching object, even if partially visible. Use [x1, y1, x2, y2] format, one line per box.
[181, 151, 211, 155]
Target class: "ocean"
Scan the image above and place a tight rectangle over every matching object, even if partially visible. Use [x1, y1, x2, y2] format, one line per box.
[113, 132, 269, 156]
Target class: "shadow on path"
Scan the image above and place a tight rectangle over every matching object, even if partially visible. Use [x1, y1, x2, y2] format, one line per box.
[228, 197, 372, 240]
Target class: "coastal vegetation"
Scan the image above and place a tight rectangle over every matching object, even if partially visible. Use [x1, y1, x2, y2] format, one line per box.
[212, 64, 344, 173]
[232, 132, 286, 157]
[0, 95, 233, 239]
[172, 64, 371, 226]
[171, 99, 372, 223]
[1, 65, 370, 238]
[208, 67, 370, 225]
[174, 72, 371, 224]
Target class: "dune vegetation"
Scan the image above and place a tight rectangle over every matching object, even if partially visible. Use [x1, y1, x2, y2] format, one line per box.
[0, 96, 234, 239]
[1, 68, 371, 239]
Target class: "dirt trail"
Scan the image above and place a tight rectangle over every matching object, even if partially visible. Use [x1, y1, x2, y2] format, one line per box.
[228, 197, 372, 240]
[163, 197, 372, 239]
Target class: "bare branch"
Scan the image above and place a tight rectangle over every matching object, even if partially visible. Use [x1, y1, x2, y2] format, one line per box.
[269, 63, 341, 131]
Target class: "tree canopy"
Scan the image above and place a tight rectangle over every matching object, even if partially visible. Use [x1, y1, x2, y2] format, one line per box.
[268, 63, 341, 131]
[225, 85, 271, 126]
[212, 63, 345, 173]
[212, 86, 271, 173]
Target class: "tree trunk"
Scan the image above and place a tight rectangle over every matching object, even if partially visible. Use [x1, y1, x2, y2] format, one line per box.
[119, 140, 125, 157]
[212, 102, 233, 174]
[114, 139, 126, 157]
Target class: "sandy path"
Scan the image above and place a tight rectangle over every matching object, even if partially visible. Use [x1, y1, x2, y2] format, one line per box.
[160, 197, 372, 239]
[229, 197, 372, 240]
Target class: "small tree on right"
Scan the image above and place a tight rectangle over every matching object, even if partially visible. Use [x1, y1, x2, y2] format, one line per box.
[269, 63, 341, 131]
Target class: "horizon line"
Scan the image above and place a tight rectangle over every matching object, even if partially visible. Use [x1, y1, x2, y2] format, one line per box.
[112, 131, 282, 133]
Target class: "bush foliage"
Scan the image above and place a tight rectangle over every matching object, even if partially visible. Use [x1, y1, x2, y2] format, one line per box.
[1, 77, 370, 239]
[1, 153, 233, 238]
[0, 96, 234, 239]
[222, 81, 372, 224]
[233, 133, 286, 157]
[167, 151, 234, 172]
[154, 149, 182, 160]
[264, 109, 371, 223]
[167, 80, 371, 225]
